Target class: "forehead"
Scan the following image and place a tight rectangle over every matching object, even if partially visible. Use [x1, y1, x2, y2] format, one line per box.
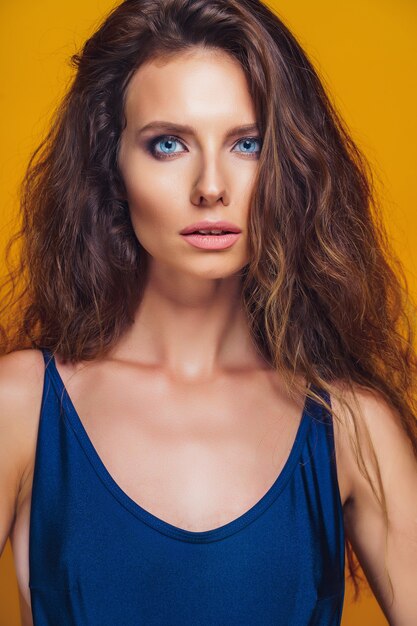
[123, 48, 256, 127]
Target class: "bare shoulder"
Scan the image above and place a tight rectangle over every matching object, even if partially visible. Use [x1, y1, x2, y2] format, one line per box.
[0, 349, 45, 468]
[329, 379, 414, 507]
[0, 348, 45, 420]
[0, 349, 45, 517]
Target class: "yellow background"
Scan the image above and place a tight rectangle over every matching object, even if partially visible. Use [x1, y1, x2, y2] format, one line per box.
[0, 1, 416, 624]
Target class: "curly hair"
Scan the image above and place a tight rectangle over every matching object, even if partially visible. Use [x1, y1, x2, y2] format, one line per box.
[1, 0, 416, 604]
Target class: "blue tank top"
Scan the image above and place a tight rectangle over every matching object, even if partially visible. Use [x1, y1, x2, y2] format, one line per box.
[29, 347, 345, 625]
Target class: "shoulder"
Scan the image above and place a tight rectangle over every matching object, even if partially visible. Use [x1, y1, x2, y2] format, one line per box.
[0, 348, 46, 411]
[329, 380, 414, 497]
[0, 348, 46, 498]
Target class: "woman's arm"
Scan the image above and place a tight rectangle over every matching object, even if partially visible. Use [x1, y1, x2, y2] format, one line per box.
[336, 386, 417, 625]
[0, 350, 44, 557]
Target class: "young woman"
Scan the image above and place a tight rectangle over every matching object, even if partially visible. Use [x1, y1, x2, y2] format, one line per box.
[0, 1, 416, 624]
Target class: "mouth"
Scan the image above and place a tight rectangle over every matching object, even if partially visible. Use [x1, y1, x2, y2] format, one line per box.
[179, 221, 242, 236]
[180, 230, 242, 250]
[184, 229, 235, 236]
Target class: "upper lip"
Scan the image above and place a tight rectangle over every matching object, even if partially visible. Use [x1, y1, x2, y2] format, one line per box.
[180, 220, 242, 235]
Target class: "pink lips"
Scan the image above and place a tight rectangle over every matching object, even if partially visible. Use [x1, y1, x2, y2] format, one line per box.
[181, 232, 241, 250]
[179, 220, 242, 250]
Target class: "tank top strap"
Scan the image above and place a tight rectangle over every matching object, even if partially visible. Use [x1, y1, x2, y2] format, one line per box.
[40, 346, 55, 368]
[305, 381, 341, 505]
[309, 382, 333, 425]
[38, 346, 67, 426]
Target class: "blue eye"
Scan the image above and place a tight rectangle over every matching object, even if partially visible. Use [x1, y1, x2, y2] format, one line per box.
[149, 136, 185, 157]
[234, 137, 261, 155]
[147, 135, 262, 159]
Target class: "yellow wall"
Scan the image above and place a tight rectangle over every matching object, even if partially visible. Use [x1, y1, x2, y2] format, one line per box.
[0, 1, 415, 624]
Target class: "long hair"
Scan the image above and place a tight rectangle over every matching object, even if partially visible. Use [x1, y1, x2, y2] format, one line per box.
[1, 0, 416, 603]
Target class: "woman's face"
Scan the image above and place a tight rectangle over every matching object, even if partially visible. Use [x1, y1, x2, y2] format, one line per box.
[118, 48, 261, 280]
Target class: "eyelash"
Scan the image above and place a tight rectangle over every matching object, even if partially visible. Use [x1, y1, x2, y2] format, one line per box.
[146, 134, 262, 160]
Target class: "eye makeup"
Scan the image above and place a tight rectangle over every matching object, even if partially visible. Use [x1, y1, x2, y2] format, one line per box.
[144, 134, 263, 160]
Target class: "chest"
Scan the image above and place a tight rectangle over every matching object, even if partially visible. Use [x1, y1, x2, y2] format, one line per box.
[11, 364, 350, 620]
[51, 363, 314, 530]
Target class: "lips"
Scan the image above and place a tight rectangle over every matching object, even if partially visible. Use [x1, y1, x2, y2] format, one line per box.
[181, 231, 241, 250]
[180, 220, 242, 235]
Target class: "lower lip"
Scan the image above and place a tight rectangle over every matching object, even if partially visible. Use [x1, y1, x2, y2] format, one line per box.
[181, 232, 241, 250]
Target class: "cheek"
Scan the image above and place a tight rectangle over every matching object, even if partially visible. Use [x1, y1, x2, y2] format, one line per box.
[128, 198, 173, 251]
[122, 167, 179, 237]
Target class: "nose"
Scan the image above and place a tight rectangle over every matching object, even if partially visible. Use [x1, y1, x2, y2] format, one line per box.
[190, 152, 230, 208]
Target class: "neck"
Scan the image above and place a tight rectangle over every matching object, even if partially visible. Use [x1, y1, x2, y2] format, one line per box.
[110, 262, 268, 383]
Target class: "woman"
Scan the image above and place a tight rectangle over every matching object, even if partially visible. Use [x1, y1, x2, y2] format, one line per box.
[0, 0, 416, 624]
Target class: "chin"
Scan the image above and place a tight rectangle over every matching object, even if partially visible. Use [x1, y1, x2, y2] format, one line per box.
[183, 262, 247, 281]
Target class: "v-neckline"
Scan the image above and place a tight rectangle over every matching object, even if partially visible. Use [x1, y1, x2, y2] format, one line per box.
[42, 347, 317, 543]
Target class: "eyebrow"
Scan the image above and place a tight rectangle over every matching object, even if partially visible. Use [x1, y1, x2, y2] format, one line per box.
[136, 121, 260, 139]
